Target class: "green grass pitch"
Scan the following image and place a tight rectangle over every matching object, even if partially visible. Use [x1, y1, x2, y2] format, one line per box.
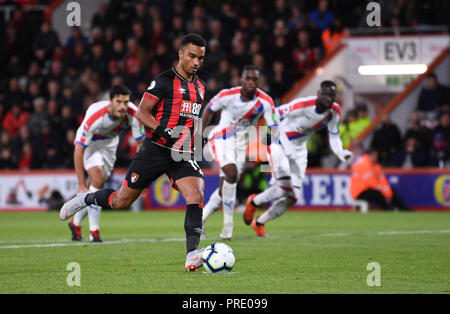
[0, 210, 449, 294]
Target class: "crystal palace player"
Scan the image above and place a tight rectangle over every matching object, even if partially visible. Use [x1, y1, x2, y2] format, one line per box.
[243, 81, 352, 236]
[201, 65, 277, 240]
[70, 85, 144, 242]
[60, 33, 207, 271]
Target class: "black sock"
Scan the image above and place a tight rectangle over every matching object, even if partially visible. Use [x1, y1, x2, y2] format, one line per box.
[184, 204, 203, 254]
[85, 189, 116, 209]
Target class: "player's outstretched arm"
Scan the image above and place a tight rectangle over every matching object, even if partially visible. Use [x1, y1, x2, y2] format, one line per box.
[329, 132, 352, 161]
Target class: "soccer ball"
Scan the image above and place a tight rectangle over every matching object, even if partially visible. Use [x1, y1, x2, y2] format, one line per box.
[201, 242, 235, 273]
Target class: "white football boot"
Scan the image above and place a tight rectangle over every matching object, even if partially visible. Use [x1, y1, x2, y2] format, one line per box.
[59, 191, 89, 221]
[185, 248, 204, 272]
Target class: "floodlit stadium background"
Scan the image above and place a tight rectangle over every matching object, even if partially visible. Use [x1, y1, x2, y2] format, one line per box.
[0, 0, 449, 211]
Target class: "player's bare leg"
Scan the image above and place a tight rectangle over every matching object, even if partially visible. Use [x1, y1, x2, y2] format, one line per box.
[107, 184, 144, 209]
[175, 176, 205, 271]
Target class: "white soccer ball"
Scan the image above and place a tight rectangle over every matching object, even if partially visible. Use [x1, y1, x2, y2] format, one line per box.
[201, 242, 235, 273]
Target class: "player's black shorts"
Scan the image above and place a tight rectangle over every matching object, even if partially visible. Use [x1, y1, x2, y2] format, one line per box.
[124, 138, 204, 190]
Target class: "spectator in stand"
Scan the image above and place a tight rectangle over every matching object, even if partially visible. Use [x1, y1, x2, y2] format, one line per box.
[309, 0, 335, 32]
[291, 30, 321, 79]
[2, 104, 30, 137]
[11, 124, 36, 158]
[35, 120, 60, 169]
[404, 111, 433, 151]
[32, 22, 60, 59]
[0, 130, 13, 153]
[230, 40, 251, 70]
[371, 114, 403, 166]
[27, 97, 47, 136]
[339, 109, 357, 149]
[17, 142, 34, 170]
[5, 77, 26, 108]
[89, 43, 108, 78]
[60, 85, 82, 116]
[428, 111, 450, 168]
[321, 17, 347, 56]
[392, 0, 415, 27]
[433, 110, 450, 143]
[0, 147, 17, 170]
[201, 39, 226, 81]
[417, 73, 448, 127]
[429, 132, 449, 168]
[48, 60, 65, 83]
[19, 141, 41, 170]
[390, 137, 429, 168]
[47, 80, 62, 102]
[3, 0, 447, 170]
[350, 148, 411, 211]
[91, 2, 109, 30]
[59, 129, 76, 169]
[269, 60, 293, 102]
[64, 26, 89, 53]
[270, 35, 291, 67]
[340, 103, 371, 148]
[355, 103, 372, 132]
[213, 59, 232, 91]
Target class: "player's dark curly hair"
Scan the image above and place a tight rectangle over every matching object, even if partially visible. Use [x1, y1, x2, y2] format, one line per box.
[109, 85, 131, 99]
[320, 80, 337, 89]
[242, 64, 261, 74]
[180, 33, 207, 49]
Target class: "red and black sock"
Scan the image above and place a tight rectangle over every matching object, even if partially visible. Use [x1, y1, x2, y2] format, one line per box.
[85, 189, 116, 209]
[184, 203, 203, 253]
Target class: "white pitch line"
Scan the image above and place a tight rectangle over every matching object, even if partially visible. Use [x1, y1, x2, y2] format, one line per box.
[0, 229, 449, 249]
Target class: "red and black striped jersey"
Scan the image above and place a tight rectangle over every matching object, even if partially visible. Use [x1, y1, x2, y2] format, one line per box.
[143, 68, 206, 153]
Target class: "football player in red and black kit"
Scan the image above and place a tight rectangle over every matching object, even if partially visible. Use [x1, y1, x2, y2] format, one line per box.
[59, 33, 208, 271]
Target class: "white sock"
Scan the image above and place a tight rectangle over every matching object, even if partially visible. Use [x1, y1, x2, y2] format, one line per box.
[88, 205, 102, 231]
[253, 185, 279, 206]
[87, 185, 102, 231]
[221, 181, 237, 226]
[73, 207, 88, 226]
[256, 197, 292, 225]
[202, 188, 222, 222]
[221, 181, 237, 216]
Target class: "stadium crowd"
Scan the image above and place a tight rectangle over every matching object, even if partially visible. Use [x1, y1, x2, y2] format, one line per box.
[0, 0, 449, 171]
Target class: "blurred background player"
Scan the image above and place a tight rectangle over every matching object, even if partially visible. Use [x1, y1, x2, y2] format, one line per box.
[350, 147, 411, 211]
[243, 80, 352, 236]
[60, 33, 207, 271]
[201, 65, 278, 240]
[69, 85, 144, 242]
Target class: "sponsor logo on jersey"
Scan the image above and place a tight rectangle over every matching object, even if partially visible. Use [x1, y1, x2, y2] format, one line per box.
[180, 100, 201, 119]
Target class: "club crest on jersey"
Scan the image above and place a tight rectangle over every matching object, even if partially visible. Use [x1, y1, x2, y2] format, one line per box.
[180, 100, 201, 119]
[199, 88, 205, 100]
[130, 172, 139, 183]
